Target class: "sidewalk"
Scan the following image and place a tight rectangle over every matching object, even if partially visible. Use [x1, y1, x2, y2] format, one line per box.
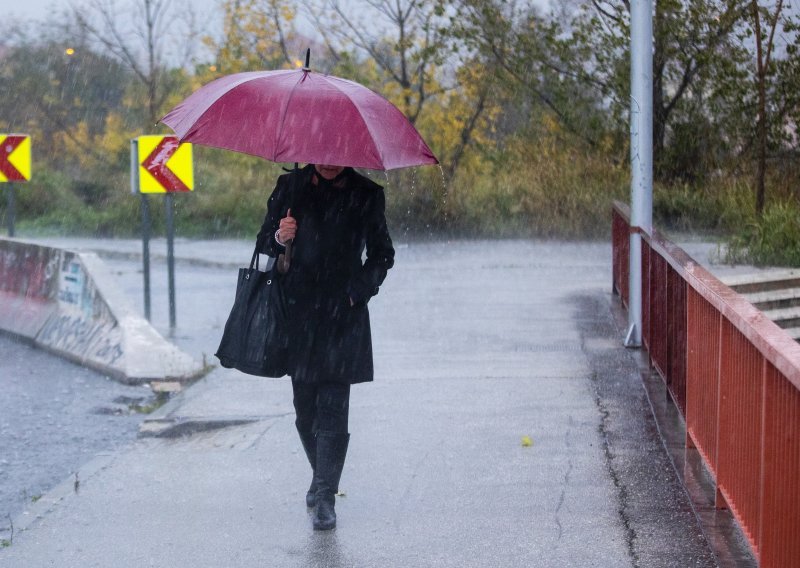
[1, 239, 717, 567]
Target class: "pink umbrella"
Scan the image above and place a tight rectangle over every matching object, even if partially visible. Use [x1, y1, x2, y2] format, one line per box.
[161, 62, 438, 171]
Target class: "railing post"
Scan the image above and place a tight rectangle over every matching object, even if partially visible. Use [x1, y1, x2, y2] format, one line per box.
[625, 0, 654, 347]
[758, 357, 767, 554]
[714, 312, 726, 510]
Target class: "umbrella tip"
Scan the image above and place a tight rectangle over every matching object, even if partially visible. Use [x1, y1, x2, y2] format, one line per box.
[303, 48, 310, 71]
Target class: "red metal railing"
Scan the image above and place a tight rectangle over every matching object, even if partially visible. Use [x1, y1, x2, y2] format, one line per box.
[612, 201, 800, 566]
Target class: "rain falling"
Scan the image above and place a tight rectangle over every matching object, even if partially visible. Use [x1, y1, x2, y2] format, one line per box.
[0, 0, 798, 565]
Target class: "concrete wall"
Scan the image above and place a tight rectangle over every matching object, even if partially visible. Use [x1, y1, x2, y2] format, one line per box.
[0, 238, 203, 383]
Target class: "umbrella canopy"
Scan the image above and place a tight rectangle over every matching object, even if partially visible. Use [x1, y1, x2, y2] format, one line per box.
[161, 69, 438, 171]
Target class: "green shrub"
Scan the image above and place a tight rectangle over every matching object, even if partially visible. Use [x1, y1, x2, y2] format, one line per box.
[7, 139, 795, 248]
[724, 201, 800, 267]
[653, 179, 753, 233]
[11, 167, 141, 236]
[443, 137, 629, 239]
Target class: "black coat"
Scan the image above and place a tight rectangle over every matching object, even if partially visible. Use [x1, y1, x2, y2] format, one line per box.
[259, 165, 395, 384]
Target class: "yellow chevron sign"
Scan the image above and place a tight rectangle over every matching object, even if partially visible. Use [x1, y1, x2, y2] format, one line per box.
[0, 134, 31, 182]
[137, 135, 193, 193]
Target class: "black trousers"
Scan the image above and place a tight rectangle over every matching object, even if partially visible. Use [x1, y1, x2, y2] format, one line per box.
[292, 380, 350, 435]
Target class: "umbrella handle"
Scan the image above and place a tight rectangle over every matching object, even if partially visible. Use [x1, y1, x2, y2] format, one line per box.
[277, 239, 293, 274]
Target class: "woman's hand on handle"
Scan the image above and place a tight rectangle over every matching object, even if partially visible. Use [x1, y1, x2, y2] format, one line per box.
[277, 208, 296, 244]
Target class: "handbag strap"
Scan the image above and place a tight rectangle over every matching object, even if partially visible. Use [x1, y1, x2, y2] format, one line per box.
[249, 241, 262, 271]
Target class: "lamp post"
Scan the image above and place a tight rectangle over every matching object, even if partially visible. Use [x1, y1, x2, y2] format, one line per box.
[625, 0, 654, 347]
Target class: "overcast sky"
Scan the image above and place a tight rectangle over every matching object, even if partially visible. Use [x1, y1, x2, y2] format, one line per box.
[3, 0, 217, 22]
[3, 0, 61, 21]
[3, 0, 231, 67]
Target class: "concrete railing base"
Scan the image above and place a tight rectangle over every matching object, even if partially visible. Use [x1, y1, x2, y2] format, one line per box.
[0, 238, 204, 384]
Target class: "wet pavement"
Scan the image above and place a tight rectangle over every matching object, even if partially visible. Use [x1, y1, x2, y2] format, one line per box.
[0, 238, 745, 566]
[0, 336, 146, 532]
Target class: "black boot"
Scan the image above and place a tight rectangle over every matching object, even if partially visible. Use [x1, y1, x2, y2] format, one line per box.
[296, 426, 317, 508]
[313, 431, 350, 531]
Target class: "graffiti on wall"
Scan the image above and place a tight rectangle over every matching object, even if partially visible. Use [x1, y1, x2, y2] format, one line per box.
[0, 241, 125, 368]
[36, 253, 124, 366]
[0, 241, 60, 300]
[57, 258, 85, 306]
[56, 254, 113, 320]
[37, 314, 124, 366]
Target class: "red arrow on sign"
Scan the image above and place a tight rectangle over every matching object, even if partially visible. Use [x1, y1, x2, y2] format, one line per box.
[0, 135, 27, 181]
[141, 137, 190, 192]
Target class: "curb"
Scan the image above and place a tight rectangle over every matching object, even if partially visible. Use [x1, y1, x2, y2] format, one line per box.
[609, 296, 757, 567]
[138, 416, 262, 438]
[3, 451, 119, 538]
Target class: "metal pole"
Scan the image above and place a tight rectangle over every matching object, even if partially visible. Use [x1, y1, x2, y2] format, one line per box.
[6, 183, 15, 237]
[165, 193, 176, 330]
[626, 0, 654, 347]
[131, 138, 152, 322]
[141, 194, 152, 321]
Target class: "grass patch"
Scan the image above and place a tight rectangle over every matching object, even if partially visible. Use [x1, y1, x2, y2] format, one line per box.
[442, 136, 629, 239]
[652, 175, 800, 267]
[653, 179, 754, 234]
[723, 201, 800, 266]
[127, 392, 171, 415]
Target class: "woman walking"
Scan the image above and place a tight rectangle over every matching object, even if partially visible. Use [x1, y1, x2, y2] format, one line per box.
[258, 163, 395, 530]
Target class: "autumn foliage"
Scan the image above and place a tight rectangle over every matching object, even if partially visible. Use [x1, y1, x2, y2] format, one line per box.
[1, 0, 799, 252]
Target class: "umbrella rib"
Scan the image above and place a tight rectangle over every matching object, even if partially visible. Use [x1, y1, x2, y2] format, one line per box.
[274, 72, 307, 162]
[324, 78, 386, 168]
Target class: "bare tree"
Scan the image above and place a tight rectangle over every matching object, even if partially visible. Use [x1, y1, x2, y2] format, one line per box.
[72, 0, 194, 125]
[303, 0, 496, 182]
[309, 0, 447, 124]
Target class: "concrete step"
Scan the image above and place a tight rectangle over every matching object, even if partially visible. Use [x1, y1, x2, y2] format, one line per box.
[785, 327, 800, 341]
[742, 287, 800, 311]
[722, 270, 800, 293]
[762, 306, 800, 330]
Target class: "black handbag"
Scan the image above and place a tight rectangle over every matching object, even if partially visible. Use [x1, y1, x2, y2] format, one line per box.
[215, 243, 289, 377]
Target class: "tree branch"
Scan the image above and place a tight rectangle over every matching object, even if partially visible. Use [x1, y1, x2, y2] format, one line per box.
[445, 85, 489, 180]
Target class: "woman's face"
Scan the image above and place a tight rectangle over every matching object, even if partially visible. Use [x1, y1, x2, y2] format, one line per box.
[315, 164, 345, 180]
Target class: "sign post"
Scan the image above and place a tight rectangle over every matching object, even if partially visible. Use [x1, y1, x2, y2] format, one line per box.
[165, 193, 176, 329]
[141, 194, 152, 320]
[6, 183, 15, 237]
[132, 135, 194, 330]
[130, 138, 152, 321]
[0, 134, 32, 237]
